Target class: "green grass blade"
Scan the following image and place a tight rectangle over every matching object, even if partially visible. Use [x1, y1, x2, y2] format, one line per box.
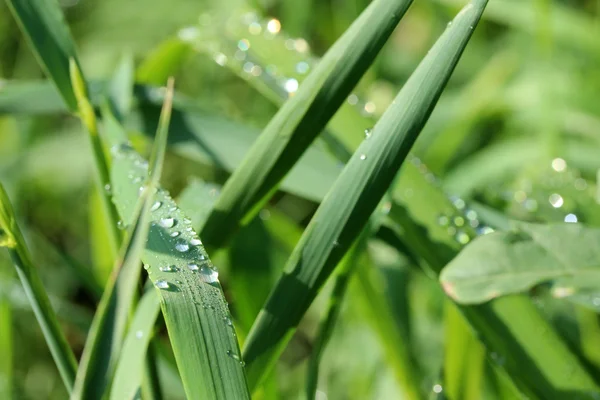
[110, 288, 162, 400]
[305, 231, 367, 400]
[0, 296, 12, 400]
[4, 0, 81, 111]
[444, 302, 485, 400]
[0, 184, 78, 392]
[104, 97, 250, 399]
[71, 80, 174, 400]
[200, 0, 413, 249]
[242, 0, 488, 389]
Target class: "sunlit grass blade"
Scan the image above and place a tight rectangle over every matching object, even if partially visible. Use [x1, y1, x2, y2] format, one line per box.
[200, 0, 413, 249]
[242, 0, 488, 389]
[71, 79, 175, 400]
[110, 288, 162, 400]
[444, 303, 485, 400]
[104, 97, 250, 399]
[0, 184, 78, 392]
[0, 296, 12, 400]
[4, 0, 81, 111]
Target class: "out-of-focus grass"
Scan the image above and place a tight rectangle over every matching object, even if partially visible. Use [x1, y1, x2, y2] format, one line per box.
[1, 0, 600, 399]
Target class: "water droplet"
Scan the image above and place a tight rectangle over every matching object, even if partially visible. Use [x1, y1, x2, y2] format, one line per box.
[190, 238, 202, 246]
[447, 21, 453, 27]
[432, 384, 443, 394]
[295, 61, 310, 74]
[381, 201, 392, 215]
[364, 128, 372, 139]
[183, 218, 192, 224]
[455, 231, 470, 245]
[437, 215, 449, 226]
[490, 352, 506, 366]
[364, 102, 376, 114]
[551, 158, 567, 172]
[450, 196, 466, 210]
[135, 330, 143, 339]
[178, 26, 199, 41]
[214, 53, 227, 66]
[117, 220, 127, 230]
[476, 226, 494, 235]
[574, 178, 588, 191]
[248, 22, 261, 35]
[200, 266, 219, 283]
[199, 254, 206, 261]
[160, 218, 175, 228]
[466, 210, 478, 220]
[259, 209, 271, 220]
[155, 280, 169, 289]
[360, 154, 367, 160]
[170, 231, 180, 237]
[151, 201, 162, 212]
[347, 94, 358, 105]
[552, 287, 574, 298]
[143, 264, 150, 270]
[549, 193, 564, 208]
[175, 242, 190, 252]
[564, 213, 578, 223]
[187, 263, 199, 272]
[104, 184, 112, 194]
[266, 18, 281, 34]
[294, 38, 309, 53]
[226, 350, 245, 366]
[224, 316, 233, 326]
[453, 216, 465, 227]
[284, 78, 299, 93]
[237, 39, 250, 51]
[160, 265, 178, 272]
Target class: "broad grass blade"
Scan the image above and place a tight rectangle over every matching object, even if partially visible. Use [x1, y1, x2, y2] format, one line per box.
[4, 0, 81, 111]
[200, 0, 414, 249]
[110, 288, 162, 400]
[71, 80, 175, 400]
[103, 95, 250, 399]
[0, 184, 78, 392]
[242, 0, 489, 389]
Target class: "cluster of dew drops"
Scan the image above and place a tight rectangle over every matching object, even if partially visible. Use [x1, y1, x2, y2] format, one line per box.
[108, 141, 244, 366]
[178, 11, 378, 116]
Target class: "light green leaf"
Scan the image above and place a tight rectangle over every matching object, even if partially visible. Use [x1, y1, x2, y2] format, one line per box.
[441, 221, 600, 304]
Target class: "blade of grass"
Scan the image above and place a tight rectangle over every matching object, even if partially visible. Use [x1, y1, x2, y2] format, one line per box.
[4, 0, 80, 111]
[110, 288, 162, 400]
[305, 229, 369, 400]
[0, 296, 12, 400]
[71, 79, 174, 400]
[103, 96, 250, 399]
[0, 184, 78, 392]
[242, 0, 489, 389]
[200, 0, 414, 249]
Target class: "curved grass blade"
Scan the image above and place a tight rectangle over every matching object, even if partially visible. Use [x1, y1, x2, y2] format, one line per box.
[242, 0, 489, 389]
[104, 97, 250, 399]
[71, 79, 175, 400]
[0, 184, 78, 392]
[110, 288, 162, 400]
[440, 221, 600, 304]
[200, 0, 414, 249]
[5, 0, 81, 111]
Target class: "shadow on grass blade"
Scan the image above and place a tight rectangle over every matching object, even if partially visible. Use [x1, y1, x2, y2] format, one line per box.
[71, 80, 175, 400]
[242, 0, 489, 390]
